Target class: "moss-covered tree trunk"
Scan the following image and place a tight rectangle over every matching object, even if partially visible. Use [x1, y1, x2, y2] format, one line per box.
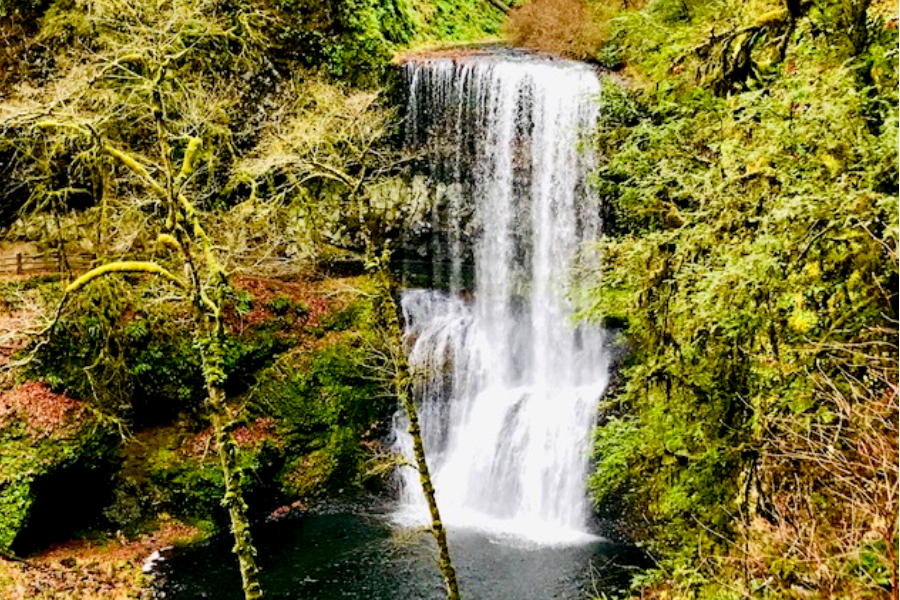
[188, 230, 264, 600]
[197, 274, 263, 600]
[398, 376, 460, 600]
[208, 388, 263, 600]
[371, 252, 460, 600]
[58, 133, 267, 600]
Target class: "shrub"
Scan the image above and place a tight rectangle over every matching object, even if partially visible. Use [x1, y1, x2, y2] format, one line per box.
[278, 427, 361, 499]
[145, 438, 282, 525]
[581, 26, 897, 596]
[28, 276, 295, 427]
[505, 0, 642, 60]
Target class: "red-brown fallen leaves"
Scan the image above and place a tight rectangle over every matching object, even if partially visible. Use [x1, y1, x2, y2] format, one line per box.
[226, 276, 354, 333]
[0, 519, 201, 600]
[0, 382, 86, 438]
[265, 499, 308, 523]
[38, 520, 200, 565]
[231, 417, 277, 447]
[181, 416, 278, 459]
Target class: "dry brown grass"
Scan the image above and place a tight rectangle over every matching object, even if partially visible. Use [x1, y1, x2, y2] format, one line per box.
[505, 0, 605, 59]
[721, 355, 899, 599]
[504, 0, 643, 60]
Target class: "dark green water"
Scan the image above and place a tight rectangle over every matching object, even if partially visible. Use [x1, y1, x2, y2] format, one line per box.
[153, 510, 646, 599]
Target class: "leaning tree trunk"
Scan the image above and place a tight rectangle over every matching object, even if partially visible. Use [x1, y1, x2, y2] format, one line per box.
[397, 372, 460, 599]
[372, 255, 460, 600]
[198, 282, 264, 600]
[50, 109, 267, 600]
[209, 389, 263, 600]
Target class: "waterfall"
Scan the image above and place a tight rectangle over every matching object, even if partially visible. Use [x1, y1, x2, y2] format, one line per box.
[394, 52, 606, 544]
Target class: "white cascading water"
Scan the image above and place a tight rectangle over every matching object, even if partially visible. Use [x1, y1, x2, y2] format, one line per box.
[394, 53, 607, 545]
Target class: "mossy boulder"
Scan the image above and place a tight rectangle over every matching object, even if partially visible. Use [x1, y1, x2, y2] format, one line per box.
[109, 418, 284, 529]
[0, 383, 117, 554]
[278, 427, 362, 499]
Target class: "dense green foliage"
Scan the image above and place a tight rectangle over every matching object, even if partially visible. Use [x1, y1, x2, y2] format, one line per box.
[275, 0, 501, 85]
[139, 433, 281, 527]
[27, 277, 299, 424]
[579, 0, 898, 596]
[0, 0, 497, 573]
[254, 296, 393, 498]
[1, 273, 390, 553]
[410, 0, 504, 43]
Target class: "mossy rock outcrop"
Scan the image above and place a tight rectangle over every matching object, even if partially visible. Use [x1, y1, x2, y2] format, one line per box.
[0, 383, 118, 554]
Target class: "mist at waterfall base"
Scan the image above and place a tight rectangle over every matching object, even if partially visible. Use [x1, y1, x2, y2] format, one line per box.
[393, 52, 608, 546]
[155, 52, 644, 599]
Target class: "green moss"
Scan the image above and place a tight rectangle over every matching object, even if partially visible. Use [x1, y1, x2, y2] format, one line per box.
[279, 450, 332, 499]
[259, 338, 387, 436]
[222, 333, 293, 397]
[0, 479, 34, 552]
[142, 437, 281, 525]
[29, 277, 302, 426]
[11, 276, 388, 542]
[0, 414, 117, 553]
[317, 301, 369, 333]
[251, 290, 394, 499]
[278, 427, 361, 499]
[265, 295, 309, 318]
[0, 0, 52, 18]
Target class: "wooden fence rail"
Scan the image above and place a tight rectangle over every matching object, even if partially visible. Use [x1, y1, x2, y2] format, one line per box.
[0, 252, 97, 275]
[1, 251, 307, 278]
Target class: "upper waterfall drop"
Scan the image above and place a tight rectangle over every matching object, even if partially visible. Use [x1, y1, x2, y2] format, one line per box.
[394, 51, 607, 545]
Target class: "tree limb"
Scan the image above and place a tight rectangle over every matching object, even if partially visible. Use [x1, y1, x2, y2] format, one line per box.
[486, 0, 510, 13]
[65, 260, 187, 294]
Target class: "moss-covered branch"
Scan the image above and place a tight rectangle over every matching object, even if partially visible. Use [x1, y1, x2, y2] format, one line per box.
[65, 261, 186, 294]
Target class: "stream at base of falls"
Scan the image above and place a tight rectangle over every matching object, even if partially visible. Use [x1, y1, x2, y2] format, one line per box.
[152, 507, 647, 599]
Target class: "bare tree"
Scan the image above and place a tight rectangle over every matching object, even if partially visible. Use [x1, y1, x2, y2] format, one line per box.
[40, 124, 264, 599]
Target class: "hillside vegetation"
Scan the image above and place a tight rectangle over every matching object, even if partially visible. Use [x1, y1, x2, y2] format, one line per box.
[508, 0, 900, 597]
[0, 0, 895, 597]
[0, 0, 501, 597]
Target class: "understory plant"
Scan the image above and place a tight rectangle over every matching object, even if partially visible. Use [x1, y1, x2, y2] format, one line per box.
[579, 0, 898, 596]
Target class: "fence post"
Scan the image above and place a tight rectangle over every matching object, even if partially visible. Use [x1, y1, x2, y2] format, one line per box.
[16, 253, 23, 275]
